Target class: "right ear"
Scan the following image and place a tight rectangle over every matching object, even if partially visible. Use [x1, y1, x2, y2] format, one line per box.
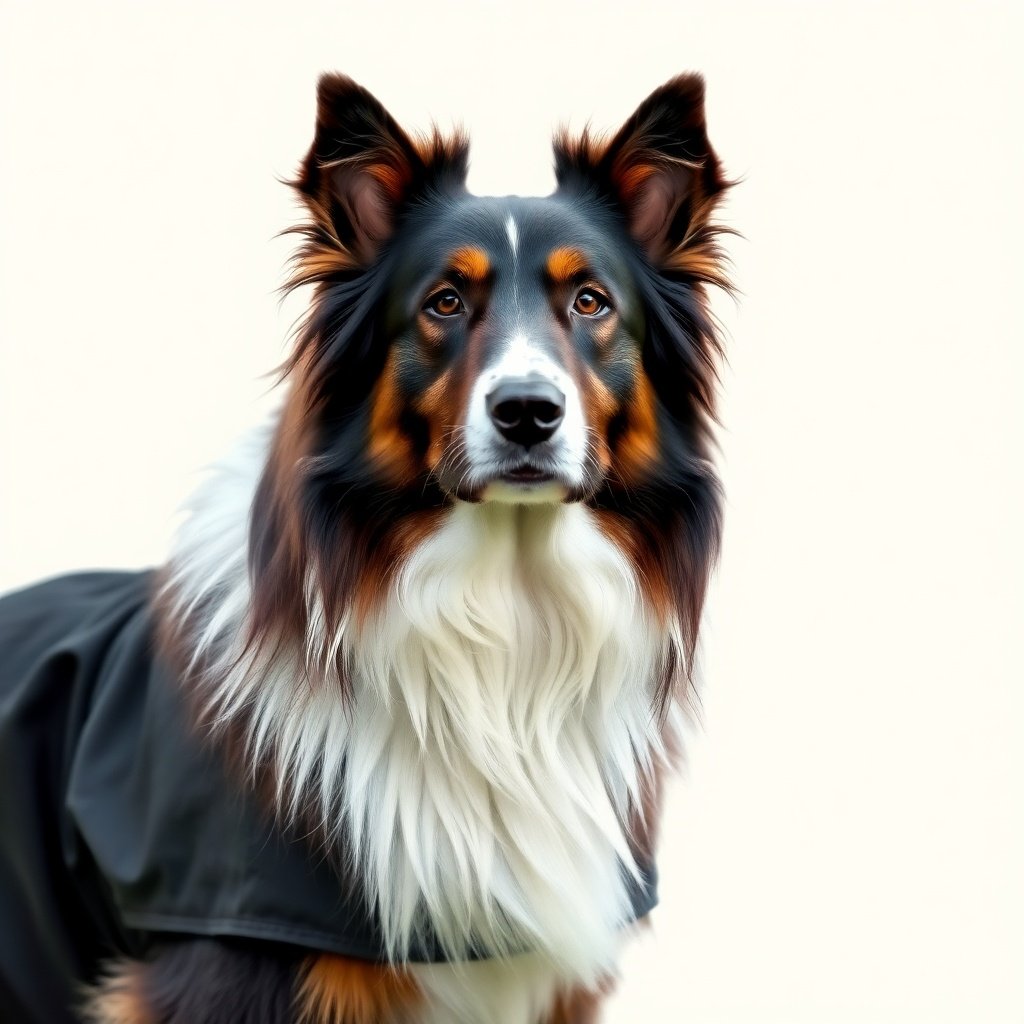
[553, 74, 729, 286]
[293, 74, 468, 278]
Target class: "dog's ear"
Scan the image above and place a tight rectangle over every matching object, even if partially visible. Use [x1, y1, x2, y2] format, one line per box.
[294, 74, 468, 274]
[554, 74, 728, 280]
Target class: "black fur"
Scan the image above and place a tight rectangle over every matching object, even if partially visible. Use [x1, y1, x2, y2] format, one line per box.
[141, 940, 302, 1024]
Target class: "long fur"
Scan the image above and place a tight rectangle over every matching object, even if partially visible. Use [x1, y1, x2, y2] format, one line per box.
[166, 430, 681, 980]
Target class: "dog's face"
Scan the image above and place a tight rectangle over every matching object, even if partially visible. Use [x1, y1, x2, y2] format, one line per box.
[251, 74, 729, 682]
[378, 193, 647, 503]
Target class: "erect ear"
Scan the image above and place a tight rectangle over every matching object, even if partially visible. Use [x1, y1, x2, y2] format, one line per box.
[294, 74, 468, 274]
[554, 74, 728, 278]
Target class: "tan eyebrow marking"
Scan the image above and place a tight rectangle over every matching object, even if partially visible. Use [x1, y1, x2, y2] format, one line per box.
[546, 246, 589, 282]
[449, 245, 491, 282]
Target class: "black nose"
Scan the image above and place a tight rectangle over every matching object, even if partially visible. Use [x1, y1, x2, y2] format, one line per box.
[486, 378, 566, 449]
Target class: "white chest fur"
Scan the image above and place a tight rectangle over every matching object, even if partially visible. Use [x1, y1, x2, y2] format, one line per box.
[342, 503, 665, 980]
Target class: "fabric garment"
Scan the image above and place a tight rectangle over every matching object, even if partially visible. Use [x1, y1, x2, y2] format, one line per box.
[0, 571, 658, 1023]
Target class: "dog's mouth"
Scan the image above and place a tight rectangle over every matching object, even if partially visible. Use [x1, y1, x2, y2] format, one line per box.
[473, 457, 570, 504]
[433, 445, 594, 504]
[499, 464, 556, 485]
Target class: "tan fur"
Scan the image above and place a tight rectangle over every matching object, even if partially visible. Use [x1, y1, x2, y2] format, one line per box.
[296, 953, 421, 1024]
[544, 982, 612, 1023]
[545, 245, 589, 283]
[449, 245, 491, 282]
[80, 962, 153, 1024]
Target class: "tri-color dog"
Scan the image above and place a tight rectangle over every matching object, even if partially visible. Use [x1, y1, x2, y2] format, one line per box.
[0, 73, 732, 1023]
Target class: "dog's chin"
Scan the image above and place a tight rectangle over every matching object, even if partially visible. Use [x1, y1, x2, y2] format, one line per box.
[481, 475, 569, 505]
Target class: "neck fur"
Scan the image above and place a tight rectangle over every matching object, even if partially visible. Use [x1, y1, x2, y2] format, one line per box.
[165, 422, 680, 981]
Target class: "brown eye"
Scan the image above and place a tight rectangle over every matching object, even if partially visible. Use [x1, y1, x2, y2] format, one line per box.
[425, 290, 463, 317]
[573, 289, 610, 317]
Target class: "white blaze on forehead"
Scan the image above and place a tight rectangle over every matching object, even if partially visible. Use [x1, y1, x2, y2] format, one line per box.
[505, 214, 519, 257]
[505, 212, 523, 333]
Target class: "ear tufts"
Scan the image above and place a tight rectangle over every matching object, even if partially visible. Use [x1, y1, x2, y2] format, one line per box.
[286, 74, 469, 290]
[553, 73, 732, 286]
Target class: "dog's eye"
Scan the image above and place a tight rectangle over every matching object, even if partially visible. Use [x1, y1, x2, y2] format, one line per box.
[573, 290, 610, 317]
[425, 290, 464, 317]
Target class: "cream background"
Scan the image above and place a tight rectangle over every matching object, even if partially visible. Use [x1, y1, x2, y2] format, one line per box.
[1, 2, 1022, 1021]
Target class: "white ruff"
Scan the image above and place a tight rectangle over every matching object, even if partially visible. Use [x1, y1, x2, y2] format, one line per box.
[166, 424, 680, 992]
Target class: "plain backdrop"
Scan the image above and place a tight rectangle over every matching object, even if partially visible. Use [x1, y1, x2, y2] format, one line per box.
[1, 2, 1022, 1021]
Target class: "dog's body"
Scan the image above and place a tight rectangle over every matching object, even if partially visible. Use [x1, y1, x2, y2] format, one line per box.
[0, 75, 730, 1023]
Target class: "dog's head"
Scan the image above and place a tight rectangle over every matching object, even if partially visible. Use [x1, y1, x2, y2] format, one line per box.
[251, 74, 731, 693]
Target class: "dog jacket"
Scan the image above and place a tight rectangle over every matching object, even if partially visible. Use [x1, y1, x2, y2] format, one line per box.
[0, 571, 658, 1023]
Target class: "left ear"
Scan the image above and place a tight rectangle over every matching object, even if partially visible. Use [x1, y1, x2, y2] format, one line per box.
[554, 74, 728, 273]
[290, 74, 469, 284]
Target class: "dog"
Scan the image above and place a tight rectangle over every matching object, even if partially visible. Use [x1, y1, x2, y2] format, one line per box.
[0, 72, 731, 1024]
